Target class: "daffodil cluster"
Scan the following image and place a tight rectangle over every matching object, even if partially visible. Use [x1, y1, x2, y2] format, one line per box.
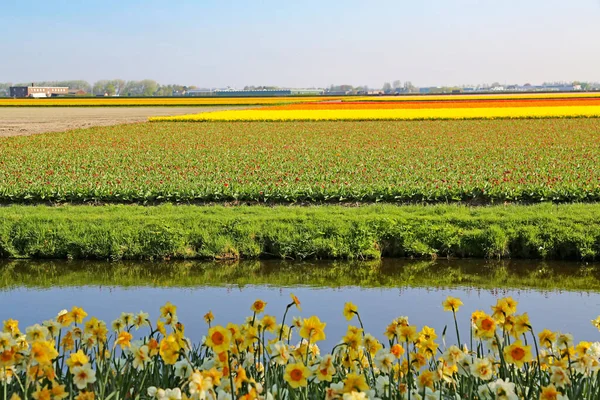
[2, 295, 600, 399]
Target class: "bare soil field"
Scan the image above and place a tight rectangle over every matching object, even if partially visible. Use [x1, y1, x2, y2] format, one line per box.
[0, 107, 240, 137]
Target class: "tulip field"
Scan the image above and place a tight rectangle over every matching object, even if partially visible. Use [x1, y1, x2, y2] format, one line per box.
[150, 94, 600, 122]
[1, 118, 600, 203]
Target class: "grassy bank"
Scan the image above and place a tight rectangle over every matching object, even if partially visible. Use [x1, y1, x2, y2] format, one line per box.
[1, 203, 600, 260]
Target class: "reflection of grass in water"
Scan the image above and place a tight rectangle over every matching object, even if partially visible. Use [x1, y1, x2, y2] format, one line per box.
[1, 259, 600, 292]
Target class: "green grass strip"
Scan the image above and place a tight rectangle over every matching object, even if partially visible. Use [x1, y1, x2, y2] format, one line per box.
[1, 203, 600, 261]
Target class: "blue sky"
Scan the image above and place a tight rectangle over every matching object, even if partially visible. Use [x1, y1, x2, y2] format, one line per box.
[1, 0, 599, 87]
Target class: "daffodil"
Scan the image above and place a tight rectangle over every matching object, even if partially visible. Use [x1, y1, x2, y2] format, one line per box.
[133, 312, 150, 329]
[343, 302, 358, 321]
[31, 384, 52, 400]
[290, 293, 302, 311]
[72, 364, 97, 390]
[159, 334, 181, 365]
[74, 391, 95, 400]
[470, 357, 493, 380]
[284, 362, 311, 388]
[189, 370, 214, 397]
[204, 311, 214, 325]
[69, 307, 88, 324]
[540, 384, 568, 400]
[442, 296, 463, 312]
[116, 331, 133, 348]
[50, 383, 68, 400]
[314, 354, 335, 382]
[342, 373, 369, 393]
[206, 325, 232, 354]
[251, 299, 267, 314]
[66, 349, 89, 372]
[396, 325, 418, 343]
[299, 316, 326, 342]
[131, 344, 150, 370]
[503, 340, 533, 367]
[374, 349, 395, 373]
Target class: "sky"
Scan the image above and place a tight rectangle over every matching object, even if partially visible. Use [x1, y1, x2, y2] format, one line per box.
[1, 0, 600, 88]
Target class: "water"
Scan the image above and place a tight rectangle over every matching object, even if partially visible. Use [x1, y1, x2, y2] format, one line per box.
[2, 259, 600, 349]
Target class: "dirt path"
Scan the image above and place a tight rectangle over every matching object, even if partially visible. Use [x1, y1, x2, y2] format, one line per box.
[0, 107, 241, 137]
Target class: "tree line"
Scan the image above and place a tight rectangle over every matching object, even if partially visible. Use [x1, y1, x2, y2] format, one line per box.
[0, 80, 194, 97]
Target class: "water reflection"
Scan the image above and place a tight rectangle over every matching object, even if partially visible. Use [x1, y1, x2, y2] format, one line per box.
[2, 259, 600, 349]
[1, 258, 600, 291]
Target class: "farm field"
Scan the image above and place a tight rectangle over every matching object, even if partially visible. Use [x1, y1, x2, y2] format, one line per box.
[1, 119, 599, 204]
[0, 106, 246, 137]
[152, 95, 600, 121]
[0, 96, 333, 107]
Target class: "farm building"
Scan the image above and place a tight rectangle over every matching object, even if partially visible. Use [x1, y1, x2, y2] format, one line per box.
[9, 86, 69, 98]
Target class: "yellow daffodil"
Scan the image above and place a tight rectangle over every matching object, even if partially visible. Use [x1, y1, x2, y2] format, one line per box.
[299, 316, 326, 342]
[66, 350, 89, 372]
[290, 293, 302, 311]
[251, 299, 267, 314]
[206, 326, 232, 354]
[343, 373, 369, 393]
[159, 334, 181, 365]
[539, 329, 557, 348]
[474, 314, 496, 339]
[160, 302, 177, 319]
[511, 313, 531, 337]
[50, 383, 68, 400]
[261, 315, 278, 333]
[74, 391, 95, 400]
[503, 340, 533, 367]
[31, 385, 51, 400]
[30, 340, 59, 366]
[343, 302, 358, 321]
[116, 331, 133, 348]
[539, 384, 568, 400]
[69, 307, 88, 324]
[3, 319, 21, 336]
[204, 311, 214, 325]
[442, 296, 463, 312]
[284, 362, 312, 388]
[396, 325, 418, 343]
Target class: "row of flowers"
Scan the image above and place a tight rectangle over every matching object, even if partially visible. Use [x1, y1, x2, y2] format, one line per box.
[1, 295, 600, 399]
[148, 107, 600, 122]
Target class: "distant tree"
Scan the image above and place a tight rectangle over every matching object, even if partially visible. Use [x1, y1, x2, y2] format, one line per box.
[393, 80, 402, 89]
[93, 80, 109, 95]
[105, 83, 116, 96]
[382, 82, 392, 92]
[0, 82, 12, 96]
[403, 81, 416, 92]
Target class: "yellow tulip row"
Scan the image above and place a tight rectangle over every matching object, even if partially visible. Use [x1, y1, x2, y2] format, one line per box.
[349, 92, 600, 102]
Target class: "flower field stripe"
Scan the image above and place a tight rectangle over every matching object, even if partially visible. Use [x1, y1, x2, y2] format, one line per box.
[263, 97, 600, 110]
[347, 92, 600, 101]
[149, 105, 600, 121]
